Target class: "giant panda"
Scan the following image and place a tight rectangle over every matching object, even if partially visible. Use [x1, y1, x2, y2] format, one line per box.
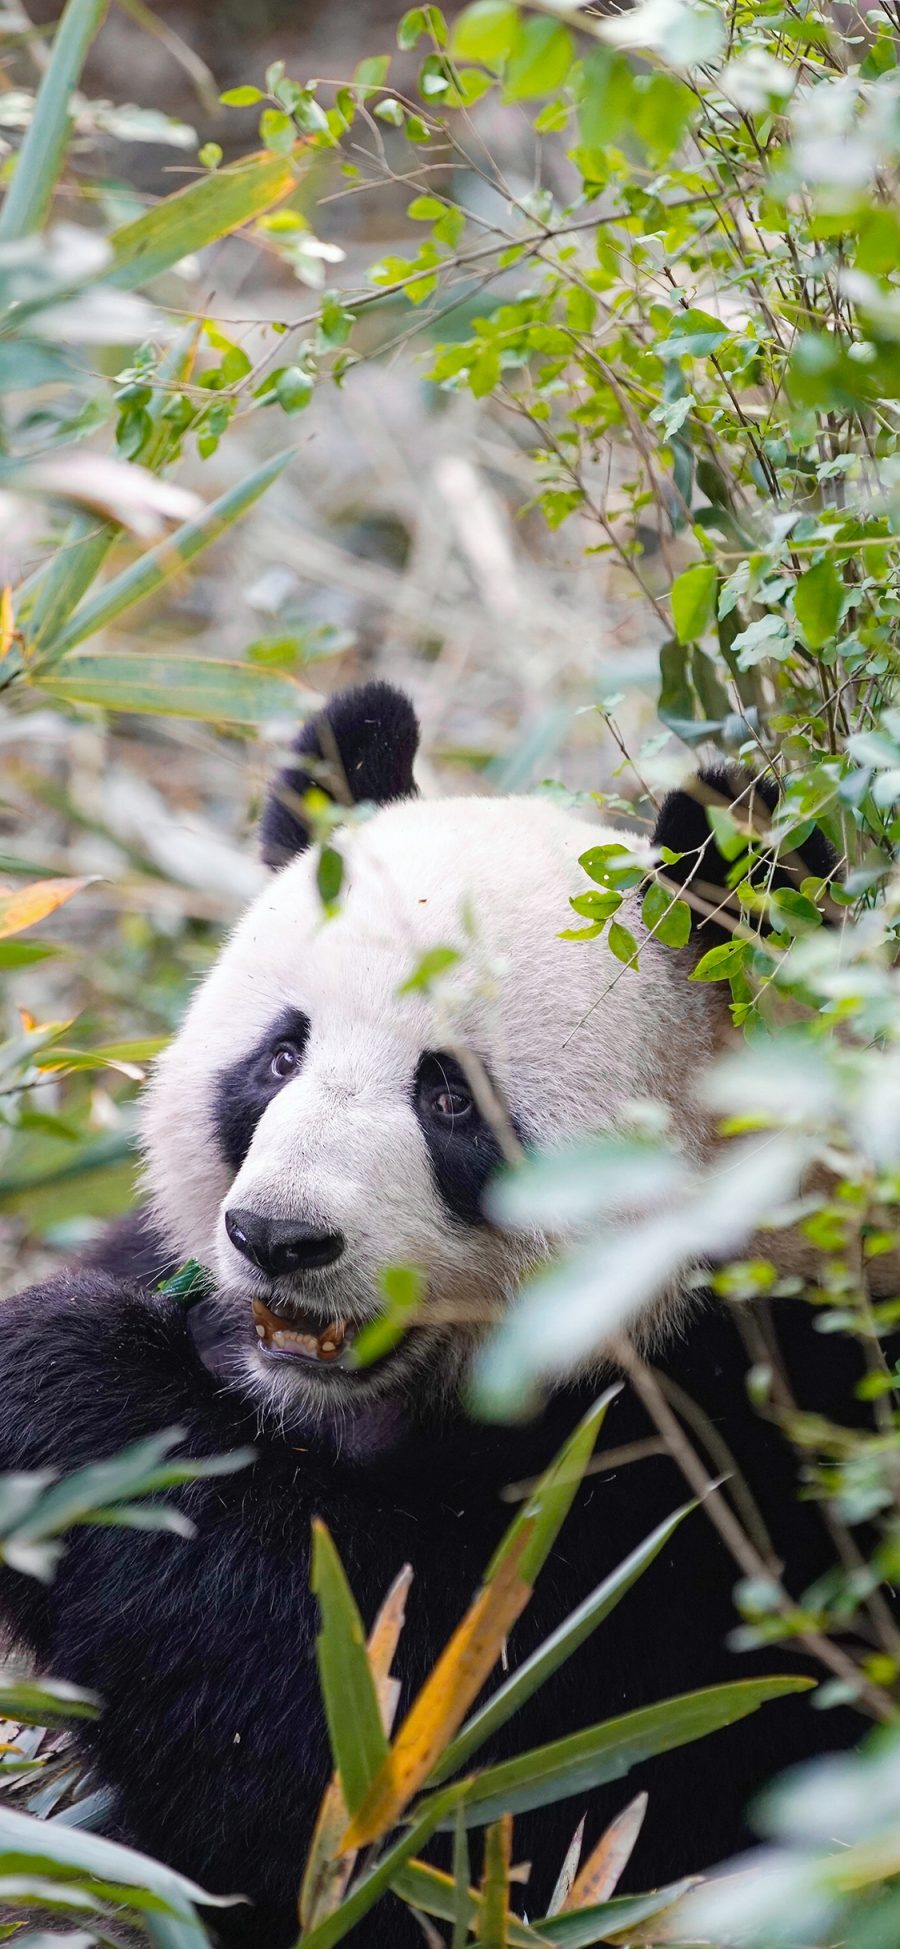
[0, 682, 865, 1947]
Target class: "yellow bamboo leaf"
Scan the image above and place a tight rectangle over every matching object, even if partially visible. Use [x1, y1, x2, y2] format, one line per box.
[565, 1791, 648, 1910]
[343, 1528, 534, 1851]
[0, 586, 14, 659]
[299, 1565, 413, 1930]
[0, 877, 93, 940]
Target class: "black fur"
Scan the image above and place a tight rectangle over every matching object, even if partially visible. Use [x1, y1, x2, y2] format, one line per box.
[652, 766, 838, 936]
[260, 681, 420, 870]
[413, 1051, 515, 1226]
[214, 1006, 311, 1173]
[0, 1270, 865, 1948]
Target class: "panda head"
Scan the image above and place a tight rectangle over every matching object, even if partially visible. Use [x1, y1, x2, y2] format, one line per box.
[141, 683, 827, 1432]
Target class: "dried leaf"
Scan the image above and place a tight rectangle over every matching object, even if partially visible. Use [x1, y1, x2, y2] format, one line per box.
[547, 1815, 585, 1916]
[564, 1792, 648, 1910]
[0, 877, 93, 940]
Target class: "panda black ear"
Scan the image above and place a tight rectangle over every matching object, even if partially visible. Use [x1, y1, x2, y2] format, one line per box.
[260, 681, 420, 870]
[652, 764, 838, 937]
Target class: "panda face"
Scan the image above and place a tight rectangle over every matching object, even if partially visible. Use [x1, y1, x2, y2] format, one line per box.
[142, 792, 724, 1428]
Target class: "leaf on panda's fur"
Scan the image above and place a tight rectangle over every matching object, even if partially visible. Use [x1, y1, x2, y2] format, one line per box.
[300, 1564, 412, 1930]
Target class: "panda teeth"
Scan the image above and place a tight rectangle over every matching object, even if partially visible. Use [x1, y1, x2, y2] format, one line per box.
[252, 1299, 353, 1366]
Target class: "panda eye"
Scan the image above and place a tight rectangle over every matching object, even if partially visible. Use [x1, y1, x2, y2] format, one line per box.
[430, 1085, 473, 1124]
[270, 1044, 300, 1081]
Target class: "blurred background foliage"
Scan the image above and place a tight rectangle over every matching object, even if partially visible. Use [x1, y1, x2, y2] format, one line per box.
[3, 0, 900, 1941]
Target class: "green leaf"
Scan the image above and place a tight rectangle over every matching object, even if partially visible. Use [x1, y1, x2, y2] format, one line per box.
[220, 85, 264, 105]
[486, 1389, 619, 1591]
[641, 882, 692, 948]
[392, 1857, 543, 1947]
[578, 48, 634, 148]
[451, 2, 518, 63]
[0, 0, 108, 241]
[0, 1675, 99, 1724]
[398, 8, 429, 48]
[37, 450, 294, 660]
[317, 844, 344, 906]
[671, 562, 717, 644]
[36, 654, 310, 724]
[108, 150, 300, 290]
[607, 920, 638, 968]
[299, 1783, 462, 1949]
[157, 1259, 212, 1305]
[0, 1805, 235, 1920]
[259, 107, 295, 154]
[578, 844, 644, 891]
[433, 1502, 694, 1784]
[438, 1677, 815, 1829]
[310, 1520, 388, 1815]
[276, 366, 314, 412]
[793, 558, 844, 651]
[352, 1265, 424, 1369]
[531, 1882, 695, 1946]
[503, 18, 574, 101]
[657, 636, 695, 736]
[398, 945, 461, 993]
[690, 939, 749, 982]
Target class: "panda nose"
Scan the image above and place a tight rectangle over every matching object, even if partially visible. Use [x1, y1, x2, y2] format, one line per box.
[224, 1208, 345, 1277]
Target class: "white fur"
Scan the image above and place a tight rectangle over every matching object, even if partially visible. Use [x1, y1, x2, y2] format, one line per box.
[142, 794, 731, 1417]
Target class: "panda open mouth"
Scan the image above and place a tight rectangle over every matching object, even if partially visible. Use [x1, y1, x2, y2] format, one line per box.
[252, 1297, 358, 1369]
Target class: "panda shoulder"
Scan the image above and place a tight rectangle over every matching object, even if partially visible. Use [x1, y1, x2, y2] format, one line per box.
[0, 1273, 208, 1477]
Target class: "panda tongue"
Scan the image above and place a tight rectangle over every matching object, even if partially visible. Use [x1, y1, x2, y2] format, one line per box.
[251, 1297, 349, 1363]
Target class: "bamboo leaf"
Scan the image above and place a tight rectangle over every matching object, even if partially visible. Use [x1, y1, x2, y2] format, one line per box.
[547, 1816, 585, 1918]
[432, 1503, 695, 1785]
[531, 1880, 697, 1946]
[35, 449, 294, 661]
[297, 1783, 464, 1949]
[25, 324, 202, 649]
[487, 1387, 620, 1587]
[35, 653, 312, 724]
[439, 1677, 816, 1830]
[0, 1804, 236, 1918]
[564, 1793, 647, 1910]
[310, 1520, 389, 1819]
[478, 1816, 512, 1945]
[343, 1529, 534, 1850]
[0, 0, 108, 241]
[0, 878, 92, 940]
[108, 149, 302, 290]
[391, 1857, 544, 1947]
[300, 1565, 412, 1930]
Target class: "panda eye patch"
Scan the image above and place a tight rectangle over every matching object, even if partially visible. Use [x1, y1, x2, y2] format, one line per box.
[214, 1006, 311, 1173]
